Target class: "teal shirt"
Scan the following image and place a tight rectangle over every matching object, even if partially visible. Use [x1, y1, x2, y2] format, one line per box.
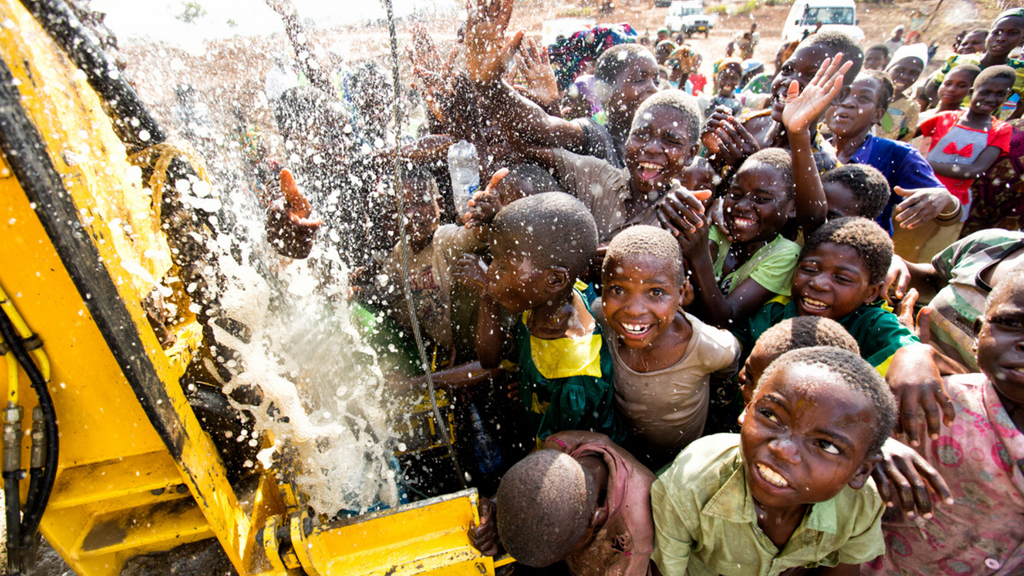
[735, 297, 918, 375]
[511, 289, 623, 444]
[651, 434, 885, 576]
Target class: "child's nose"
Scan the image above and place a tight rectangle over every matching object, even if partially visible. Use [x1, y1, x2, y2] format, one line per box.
[768, 437, 801, 464]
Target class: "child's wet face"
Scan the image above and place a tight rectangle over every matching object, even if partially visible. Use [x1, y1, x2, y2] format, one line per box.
[826, 77, 885, 138]
[626, 105, 697, 196]
[823, 182, 861, 220]
[970, 77, 1014, 116]
[403, 187, 440, 250]
[987, 17, 1024, 58]
[741, 363, 877, 508]
[938, 70, 976, 106]
[976, 287, 1024, 407]
[607, 54, 660, 123]
[601, 254, 688, 349]
[958, 31, 988, 55]
[792, 243, 883, 320]
[886, 57, 924, 94]
[486, 233, 547, 314]
[770, 44, 831, 122]
[722, 164, 794, 245]
[718, 68, 740, 98]
[863, 49, 888, 71]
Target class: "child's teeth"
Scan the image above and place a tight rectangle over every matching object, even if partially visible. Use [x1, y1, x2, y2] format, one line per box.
[639, 162, 662, 171]
[757, 463, 789, 488]
[622, 323, 650, 335]
[802, 297, 828, 310]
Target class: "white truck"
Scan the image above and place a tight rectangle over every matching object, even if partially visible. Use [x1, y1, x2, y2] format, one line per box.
[664, 1, 716, 39]
[781, 0, 865, 43]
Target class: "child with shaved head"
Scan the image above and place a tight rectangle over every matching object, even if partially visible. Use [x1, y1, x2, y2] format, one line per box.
[477, 431, 655, 575]
[456, 192, 622, 444]
[597, 225, 740, 467]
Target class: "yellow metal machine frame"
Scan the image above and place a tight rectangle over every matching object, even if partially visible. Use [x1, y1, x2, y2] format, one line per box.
[0, 0, 501, 573]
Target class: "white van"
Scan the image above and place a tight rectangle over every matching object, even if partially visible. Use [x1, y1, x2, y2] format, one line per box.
[781, 0, 865, 43]
[664, 1, 717, 38]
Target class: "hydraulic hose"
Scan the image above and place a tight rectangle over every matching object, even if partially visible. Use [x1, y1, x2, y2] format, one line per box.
[0, 305, 58, 552]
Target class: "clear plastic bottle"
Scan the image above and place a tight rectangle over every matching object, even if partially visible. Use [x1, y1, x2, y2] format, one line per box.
[447, 139, 480, 219]
[467, 402, 502, 475]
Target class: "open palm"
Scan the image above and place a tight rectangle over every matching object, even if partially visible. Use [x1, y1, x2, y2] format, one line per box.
[465, 0, 521, 83]
[781, 53, 853, 133]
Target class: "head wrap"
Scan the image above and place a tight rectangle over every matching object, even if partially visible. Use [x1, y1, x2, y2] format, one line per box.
[889, 43, 929, 67]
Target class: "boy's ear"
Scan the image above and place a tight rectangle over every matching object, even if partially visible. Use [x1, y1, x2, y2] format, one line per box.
[862, 281, 885, 304]
[871, 106, 887, 126]
[590, 506, 609, 530]
[848, 452, 881, 490]
[688, 143, 700, 163]
[785, 197, 797, 219]
[967, 87, 975, 101]
[544, 266, 572, 294]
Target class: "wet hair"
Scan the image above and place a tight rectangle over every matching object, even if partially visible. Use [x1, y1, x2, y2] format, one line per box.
[491, 192, 599, 280]
[801, 217, 893, 285]
[753, 316, 860, 361]
[985, 261, 1024, 316]
[604, 225, 686, 284]
[740, 148, 794, 196]
[401, 166, 440, 205]
[632, 89, 703, 146]
[947, 63, 982, 82]
[858, 69, 895, 110]
[503, 163, 565, 195]
[822, 165, 890, 219]
[975, 65, 1017, 89]
[496, 450, 596, 567]
[757, 346, 897, 455]
[802, 30, 864, 86]
[273, 86, 348, 145]
[865, 43, 889, 58]
[595, 44, 654, 86]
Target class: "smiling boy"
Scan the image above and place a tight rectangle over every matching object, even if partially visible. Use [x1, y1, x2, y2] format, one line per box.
[825, 71, 959, 234]
[596, 226, 740, 466]
[651, 346, 896, 576]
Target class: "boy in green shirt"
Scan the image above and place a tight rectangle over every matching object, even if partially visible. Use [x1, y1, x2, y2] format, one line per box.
[651, 346, 897, 575]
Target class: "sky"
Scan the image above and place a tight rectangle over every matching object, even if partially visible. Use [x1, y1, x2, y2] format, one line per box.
[92, 0, 461, 42]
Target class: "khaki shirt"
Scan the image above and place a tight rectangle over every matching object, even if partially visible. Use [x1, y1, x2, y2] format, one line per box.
[651, 434, 885, 576]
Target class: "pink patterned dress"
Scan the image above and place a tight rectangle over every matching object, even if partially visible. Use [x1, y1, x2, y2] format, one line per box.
[863, 373, 1024, 575]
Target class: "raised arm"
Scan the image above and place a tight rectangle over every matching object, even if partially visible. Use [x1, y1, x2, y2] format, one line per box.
[464, 0, 587, 150]
[265, 0, 337, 99]
[781, 54, 853, 236]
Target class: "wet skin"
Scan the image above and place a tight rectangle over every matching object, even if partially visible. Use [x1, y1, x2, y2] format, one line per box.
[791, 243, 884, 321]
[625, 105, 699, 200]
[976, 286, 1024, 432]
[721, 164, 795, 249]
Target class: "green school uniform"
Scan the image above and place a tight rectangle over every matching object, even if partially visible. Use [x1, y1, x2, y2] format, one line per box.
[709, 226, 801, 297]
[511, 289, 623, 444]
[736, 296, 918, 376]
[651, 434, 886, 576]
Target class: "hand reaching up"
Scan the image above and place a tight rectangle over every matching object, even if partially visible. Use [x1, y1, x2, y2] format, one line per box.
[513, 37, 560, 109]
[656, 183, 713, 236]
[266, 169, 322, 259]
[464, 168, 510, 228]
[464, 0, 523, 84]
[781, 53, 853, 134]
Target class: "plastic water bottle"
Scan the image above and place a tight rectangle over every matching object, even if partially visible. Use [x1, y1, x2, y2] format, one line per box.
[467, 402, 502, 475]
[447, 140, 480, 218]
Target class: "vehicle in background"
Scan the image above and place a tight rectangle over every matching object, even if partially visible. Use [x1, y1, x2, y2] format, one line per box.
[655, 0, 672, 7]
[781, 0, 864, 43]
[664, 0, 716, 38]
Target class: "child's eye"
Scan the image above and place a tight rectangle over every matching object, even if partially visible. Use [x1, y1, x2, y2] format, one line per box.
[992, 317, 1024, 330]
[608, 285, 624, 295]
[758, 407, 780, 424]
[817, 440, 841, 455]
[650, 288, 665, 297]
[835, 274, 855, 284]
[800, 265, 818, 273]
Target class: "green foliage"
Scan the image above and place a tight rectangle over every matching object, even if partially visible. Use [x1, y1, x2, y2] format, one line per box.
[176, 0, 206, 23]
[556, 6, 594, 17]
[708, 5, 729, 15]
[733, 0, 761, 15]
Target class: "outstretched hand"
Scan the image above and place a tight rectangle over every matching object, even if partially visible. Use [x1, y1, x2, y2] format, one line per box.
[464, 0, 523, 83]
[454, 253, 488, 296]
[266, 169, 322, 259]
[892, 186, 958, 229]
[656, 183, 713, 236]
[781, 53, 852, 134]
[513, 37, 560, 108]
[465, 168, 510, 228]
[873, 438, 953, 520]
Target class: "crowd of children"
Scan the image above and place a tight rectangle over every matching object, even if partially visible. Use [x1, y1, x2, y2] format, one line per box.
[261, 1, 1024, 574]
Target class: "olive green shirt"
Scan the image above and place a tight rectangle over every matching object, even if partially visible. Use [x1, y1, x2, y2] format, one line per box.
[651, 434, 885, 576]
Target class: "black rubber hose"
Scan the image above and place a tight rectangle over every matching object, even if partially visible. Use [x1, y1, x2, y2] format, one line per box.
[4, 474, 20, 560]
[0, 307, 58, 549]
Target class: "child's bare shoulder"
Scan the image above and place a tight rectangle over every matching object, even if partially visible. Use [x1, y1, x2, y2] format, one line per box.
[687, 313, 741, 365]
